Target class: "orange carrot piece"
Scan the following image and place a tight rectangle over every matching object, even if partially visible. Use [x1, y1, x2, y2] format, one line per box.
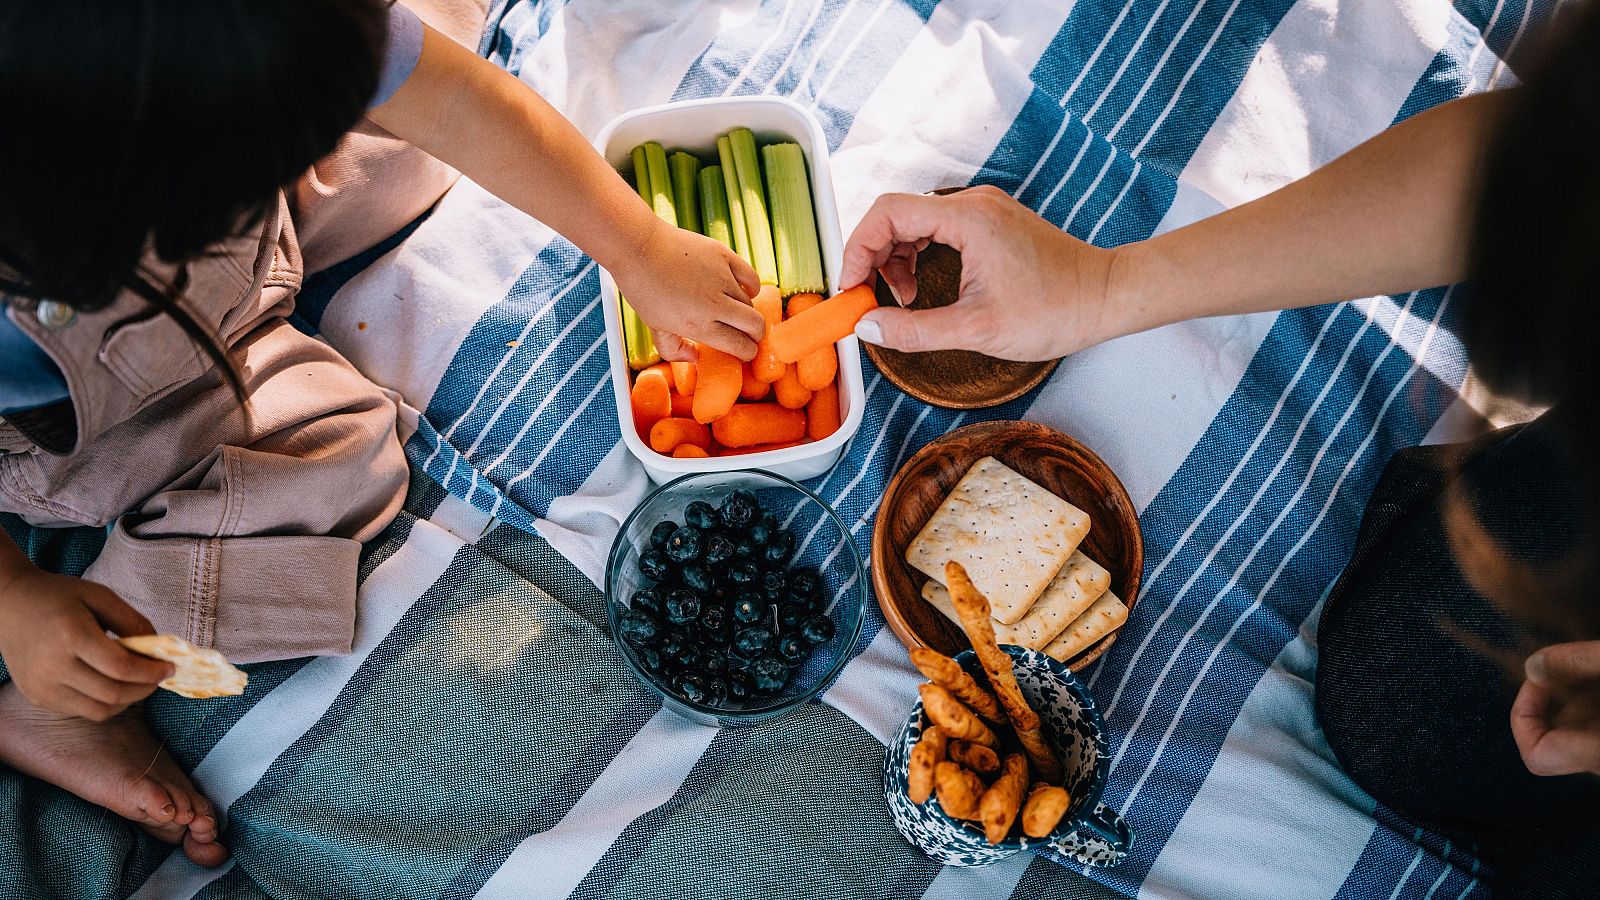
[740, 361, 771, 401]
[767, 284, 878, 364]
[672, 444, 710, 459]
[670, 359, 697, 395]
[649, 417, 712, 454]
[786, 293, 839, 390]
[773, 364, 813, 410]
[669, 391, 694, 417]
[711, 403, 807, 448]
[630, 363, 672, 435]
[807, 378, 841, 441]
[751, 285, 786, 383]
[720, 439, 809, 456]
[691, 346, 743, 424]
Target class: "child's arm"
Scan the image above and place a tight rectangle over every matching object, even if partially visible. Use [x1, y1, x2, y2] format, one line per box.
[0, 534, 171, 720]
[369, 24, 764, 361]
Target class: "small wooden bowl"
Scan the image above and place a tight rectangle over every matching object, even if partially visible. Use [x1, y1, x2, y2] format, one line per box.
[862, 188, 1058, 410]
[870, 420, 1142, 671]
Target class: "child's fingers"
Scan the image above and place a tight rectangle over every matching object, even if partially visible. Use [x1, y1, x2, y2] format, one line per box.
[78, 582, 155, 638]
[697, 322, 760, 361]
[652, 330, 695, 363]
[79, 630, 173, 685]
[70, 659, 157, 707]
[728, 252, 761, 300]
[718, 295, 767, 339]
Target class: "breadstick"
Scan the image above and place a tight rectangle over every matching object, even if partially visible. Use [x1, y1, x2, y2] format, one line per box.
[979, 753, 1029, 844]
[947, 739, 1000, 776]
[918, 683, 997, 747]
[909, 646, 1005, 724]
[945, 561, 1064, 784]
[933, 761, 984, 820]
[1022, 784, 1072, 837]
[908, 725, 947, 804]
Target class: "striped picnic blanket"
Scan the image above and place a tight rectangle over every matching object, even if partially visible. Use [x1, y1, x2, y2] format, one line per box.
[0, 0, 1557, 897]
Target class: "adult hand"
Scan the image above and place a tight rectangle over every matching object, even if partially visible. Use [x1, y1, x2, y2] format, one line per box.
[0, 566, 173, 721]
[1511, 640, 1600, 777]
[610, 219, 765, 362]
[839, 186, 1126, 361]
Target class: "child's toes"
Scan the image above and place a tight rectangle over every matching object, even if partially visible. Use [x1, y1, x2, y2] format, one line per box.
[182, 830, 230, 868]
[130, 778, 178, 825]
[161, 781, 195, 825]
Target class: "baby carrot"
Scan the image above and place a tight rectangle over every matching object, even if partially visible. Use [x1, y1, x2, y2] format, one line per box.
[741, 361, 771, 401]
[773, 364, 812, 410]
[670, 359, 697, 395]
[768, 284, 878, 364]
[785, 293, 838, 390]
[630, 362, 671, 434]
[711, 403, 807, 448]
[691, 346, 743, 424]
[669, 391, 694, 418]
[649, 417, 712, 454]
[807, 378, 840, 441]
[672, 444, 710, 459]
[750, 285, 786, 383]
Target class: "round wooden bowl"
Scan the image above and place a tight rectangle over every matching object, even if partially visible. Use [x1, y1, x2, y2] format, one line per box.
[870, 420, 1142, 671]
[862, 188, 1059, 410]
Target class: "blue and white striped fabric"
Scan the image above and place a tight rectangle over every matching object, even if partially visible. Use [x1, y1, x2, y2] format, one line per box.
[28, 1, 1560, 897]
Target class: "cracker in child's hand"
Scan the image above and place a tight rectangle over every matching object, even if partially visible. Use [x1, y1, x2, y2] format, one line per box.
[119, 634, 247, 699]
[1041, 591, 1129, 664]
[905, 457, 1089, 624]
[922, 550, 1110, 650]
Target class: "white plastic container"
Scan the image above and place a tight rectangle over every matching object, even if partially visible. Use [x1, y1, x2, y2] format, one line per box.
[595, 96, 866, 484]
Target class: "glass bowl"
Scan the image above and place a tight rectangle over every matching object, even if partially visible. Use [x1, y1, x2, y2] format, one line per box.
[605, 470, 866, 726]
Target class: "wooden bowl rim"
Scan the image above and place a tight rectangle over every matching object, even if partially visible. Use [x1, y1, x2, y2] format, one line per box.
[863, 344, 1060, 411]
[870, 419, 1143, 671]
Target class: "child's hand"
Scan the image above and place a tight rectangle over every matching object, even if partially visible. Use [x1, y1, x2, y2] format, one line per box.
[1512, 641, 1600, 777]
[0, 566, 173, 721]
[613, 222, 765, 362]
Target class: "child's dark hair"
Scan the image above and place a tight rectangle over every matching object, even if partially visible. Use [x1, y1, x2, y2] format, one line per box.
[0, 0, 389, 395]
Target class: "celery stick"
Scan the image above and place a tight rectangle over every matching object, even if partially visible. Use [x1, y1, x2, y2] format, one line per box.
[728, 128, 778, 285]
[644, 142, 677, 227]
[630, 145, 651, 202]
[621, 145, 659, 369]
[669, 152, 702, 234]
[761, 143, 825, 296]
[700, 166, 735, 250]
[716, 136, 753, 264]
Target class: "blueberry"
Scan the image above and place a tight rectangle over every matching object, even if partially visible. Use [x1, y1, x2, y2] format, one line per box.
[749, 517, 774, 545]
[726, 669, 755, 701]
[674, 672, 710, 704]
[718, 489, 759, 529]
[699, 646, 727, 676]
[759, 569, 788, 600]
[702, 532, 736, 568]
[617, 611, 660, 647]
[799, 615, 835, 645]
[698, 603, 727, 633]
[672, 641, 703, 670]
[630, 588, 665, 618]
[680, 562, 714, 595]
[733, 534, 760, 559]
[658, 636, 687, 667]
[649, 520, 679, 552]
[635, 646, 664, 674]
[639, 550, 673, 582]
[665, 589, 701, 624]
[704, 676, 729, 703]
[776, 602, 807, 633]
[762, 531, 796, 566]
[665, 526, 703, 564]
[777, 635, 808, 666]
[786, 569, 821, 603]
[732, 593, 768, 625]
[733, 625, 775, 658]
[749, 654, 789, 693]
[727, 559, 760, 587]
[684, 500, 719, 531]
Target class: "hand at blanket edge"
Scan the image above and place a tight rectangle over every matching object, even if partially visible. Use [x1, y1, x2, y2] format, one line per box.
[840, 187, 1122, 362]
[1512, 640, 1600, 778]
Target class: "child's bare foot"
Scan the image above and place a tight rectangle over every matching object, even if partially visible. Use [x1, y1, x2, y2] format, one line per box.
[0, 682, 229, 866]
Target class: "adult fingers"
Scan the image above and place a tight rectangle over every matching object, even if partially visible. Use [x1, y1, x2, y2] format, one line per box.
[78, 629, 173, 685]
[79, 583, 155, 637]
[840, 193, 976, 289]
[652, 330, 693, 363]
[1526, 640, 1600, 687]
[880, 253, 918, 307]
[697, 321, 760, 361]
[1520, 726, 1600, 777]
[1511, 678, 1552, 764]
[853, 304, 982, 354]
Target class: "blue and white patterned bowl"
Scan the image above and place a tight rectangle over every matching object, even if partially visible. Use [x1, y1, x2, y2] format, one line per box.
[883, 646, 1131, 867]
